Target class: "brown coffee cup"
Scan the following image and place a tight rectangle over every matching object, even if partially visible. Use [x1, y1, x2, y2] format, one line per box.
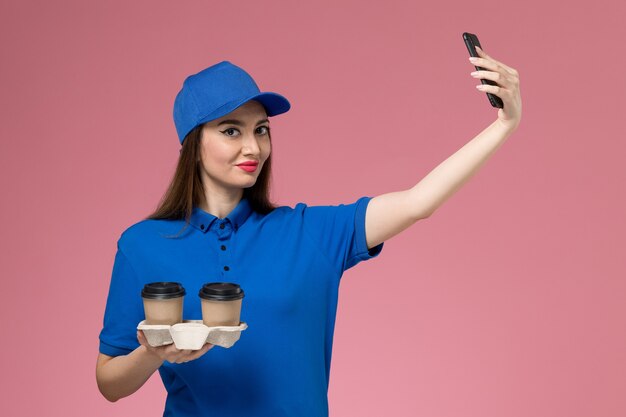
[199, 282, 244, 327]
[141, 282, 186, 325]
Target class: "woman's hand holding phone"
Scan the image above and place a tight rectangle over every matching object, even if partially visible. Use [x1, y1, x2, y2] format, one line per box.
[464, 33, 522, 131]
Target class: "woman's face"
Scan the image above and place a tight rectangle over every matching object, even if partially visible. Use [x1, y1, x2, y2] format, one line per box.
[198, 100, 271, 197]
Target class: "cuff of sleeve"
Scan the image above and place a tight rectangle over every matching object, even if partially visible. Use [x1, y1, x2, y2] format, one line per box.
[352, 196, 384, 262]
[99, 340, 134, 357]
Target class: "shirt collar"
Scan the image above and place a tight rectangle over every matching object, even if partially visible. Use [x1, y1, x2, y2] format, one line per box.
[190, 198, 253, 233]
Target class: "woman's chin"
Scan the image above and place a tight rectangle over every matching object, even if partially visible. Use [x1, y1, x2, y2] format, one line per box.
[237, 178, 258, 189]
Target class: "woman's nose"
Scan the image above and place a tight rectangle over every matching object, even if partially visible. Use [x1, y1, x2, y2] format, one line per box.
[241, 132, 261, 155]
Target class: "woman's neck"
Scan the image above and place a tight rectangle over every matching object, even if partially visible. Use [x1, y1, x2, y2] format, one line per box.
[200, 188, 244, 219]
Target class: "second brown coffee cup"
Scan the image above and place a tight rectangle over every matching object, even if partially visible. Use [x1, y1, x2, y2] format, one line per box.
[199, 282, 244, 327]
[141, 282, 186, 325]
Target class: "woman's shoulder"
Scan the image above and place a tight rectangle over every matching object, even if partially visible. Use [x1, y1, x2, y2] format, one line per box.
[256, 199, 365, 228]
[267, 197, 371, 216]
[117, 217, 187, 248]
[259, 202, 310, 220]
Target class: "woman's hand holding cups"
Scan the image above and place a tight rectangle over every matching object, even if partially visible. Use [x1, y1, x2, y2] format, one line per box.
[137, 330, 214, 364]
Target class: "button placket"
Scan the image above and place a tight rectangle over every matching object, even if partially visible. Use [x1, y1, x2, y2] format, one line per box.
[216, 220, 233, 275]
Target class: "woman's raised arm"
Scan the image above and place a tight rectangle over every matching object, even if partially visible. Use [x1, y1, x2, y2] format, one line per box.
[365, 46, 522, 249]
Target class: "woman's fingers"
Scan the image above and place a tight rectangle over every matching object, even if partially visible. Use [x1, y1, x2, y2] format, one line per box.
[176, 344, 215, 363]
[471, 70, 518, 93]
[470, 45, 522, 128]
[190, 343, 214, 359]
[469, 55, 497, 72]
[137, 331, 215, 364]
[475, 83, 506, 97]
[471, 47, 520, 92]
[170, 344, 214, 364]
[172, 350, 193, 364]
[471, 69, 506, 84]
[475, 46, 519, 76]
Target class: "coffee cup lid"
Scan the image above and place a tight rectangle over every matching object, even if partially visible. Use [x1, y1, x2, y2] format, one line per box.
[199, 282, 244, 301]
[141, 282, 186, 300]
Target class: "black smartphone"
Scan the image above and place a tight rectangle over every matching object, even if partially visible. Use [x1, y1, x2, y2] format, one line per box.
[462, 32, 503, 109]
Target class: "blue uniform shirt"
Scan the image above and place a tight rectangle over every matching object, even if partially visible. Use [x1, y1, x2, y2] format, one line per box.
[99, 196, 384, 417]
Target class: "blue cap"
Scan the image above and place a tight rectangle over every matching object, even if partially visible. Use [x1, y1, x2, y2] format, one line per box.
[173, 61, 291, 144]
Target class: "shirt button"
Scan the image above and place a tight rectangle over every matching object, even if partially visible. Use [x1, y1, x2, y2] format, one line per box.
[200, 224, 205, 230]
[219, 223, 225, 230]
[221, 245, 226, 251]
[224, 266, 230, 271]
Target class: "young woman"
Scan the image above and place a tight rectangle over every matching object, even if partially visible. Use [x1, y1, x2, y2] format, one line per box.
[96, 49, 521, 416]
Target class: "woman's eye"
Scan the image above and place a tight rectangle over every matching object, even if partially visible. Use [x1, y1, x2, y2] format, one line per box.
[220, 126, 269, 137]
[221, 128, 239, 137]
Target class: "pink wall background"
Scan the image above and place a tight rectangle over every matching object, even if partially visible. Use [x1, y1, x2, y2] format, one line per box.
[1, 0, 625, 416]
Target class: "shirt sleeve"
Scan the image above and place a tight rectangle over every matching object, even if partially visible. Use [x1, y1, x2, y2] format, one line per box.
[300, 196, 384, 272]
[98, 242, 144, 357]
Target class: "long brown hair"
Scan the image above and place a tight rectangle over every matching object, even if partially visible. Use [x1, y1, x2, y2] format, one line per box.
[146, 123, 277, 237]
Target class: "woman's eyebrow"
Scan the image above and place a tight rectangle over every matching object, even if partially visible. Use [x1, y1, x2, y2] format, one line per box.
[217, 118, 269, 127]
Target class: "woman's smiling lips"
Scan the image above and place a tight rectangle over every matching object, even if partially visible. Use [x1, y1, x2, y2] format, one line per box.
[236, 161, 259, 173]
